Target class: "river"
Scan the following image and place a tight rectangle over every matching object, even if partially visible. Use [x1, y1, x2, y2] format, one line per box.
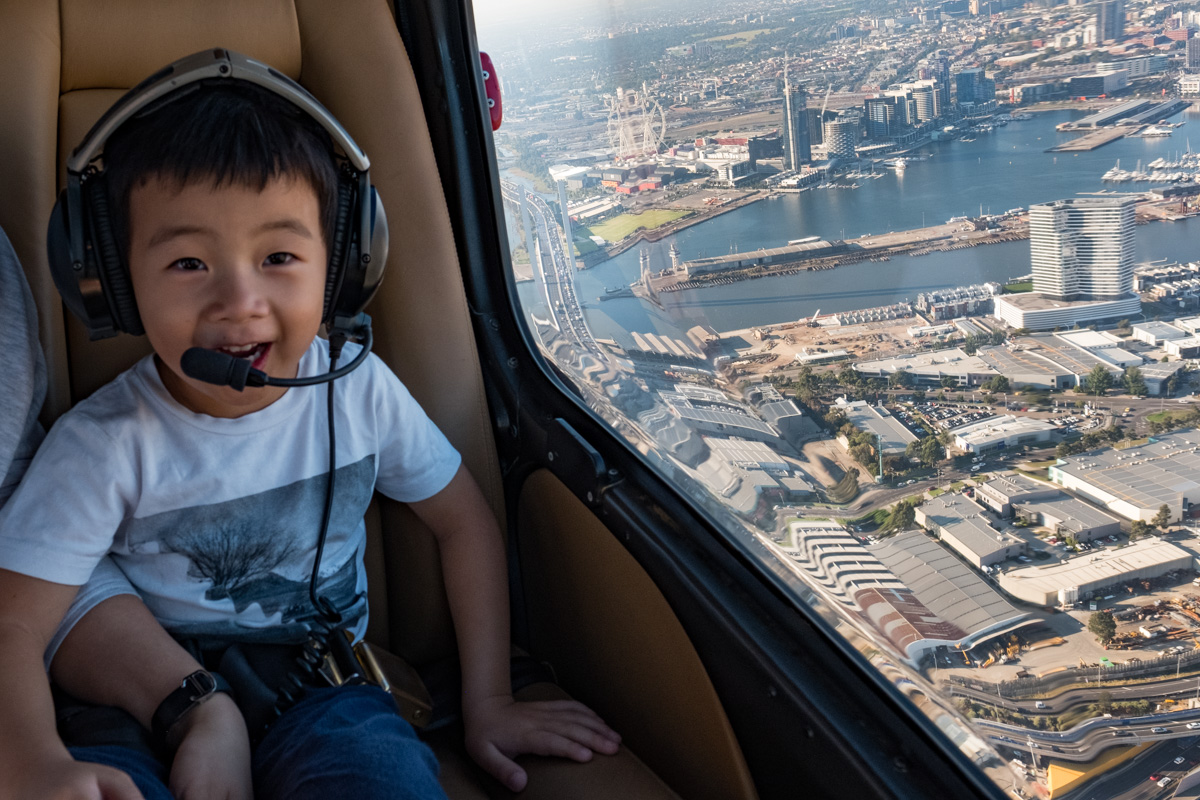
[516, 107, 1200, 341]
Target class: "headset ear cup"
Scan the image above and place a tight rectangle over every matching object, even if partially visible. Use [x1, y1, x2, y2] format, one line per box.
[86, 179, 143, 336]
[323, 175, 356, 323]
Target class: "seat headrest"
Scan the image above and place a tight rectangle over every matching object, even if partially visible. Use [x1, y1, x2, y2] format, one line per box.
[60, 0, 301, 93]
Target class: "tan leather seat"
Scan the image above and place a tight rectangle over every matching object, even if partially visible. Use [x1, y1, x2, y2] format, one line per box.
[0, 1, 767, 796]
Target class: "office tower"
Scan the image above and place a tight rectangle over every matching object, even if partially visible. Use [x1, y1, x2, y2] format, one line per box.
[931, 55, 952, 110]
[864, 97, 894, 139]
[955, 68, 995, 108]
[1029, 197, 1136, 301]
[1189, 37, 1200, 71]
[1096, 0, 1124, 42]
[781, 64, 811, 169]
[910, 82, 938, 121]
[823, 119, 858, 158]
[806, 107, 824, 146]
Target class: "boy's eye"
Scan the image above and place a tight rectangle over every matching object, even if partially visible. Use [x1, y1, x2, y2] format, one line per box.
[264, 252, 297, 266]
[171, 258, 205, 272]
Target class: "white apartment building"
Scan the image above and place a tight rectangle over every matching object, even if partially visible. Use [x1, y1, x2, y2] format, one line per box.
[1029, 197, 1136, 301]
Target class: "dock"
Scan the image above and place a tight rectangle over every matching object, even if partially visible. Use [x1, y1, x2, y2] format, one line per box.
[1046, 125, 1139, 152]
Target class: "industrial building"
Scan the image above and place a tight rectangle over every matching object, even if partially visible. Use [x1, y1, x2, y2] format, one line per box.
[769, 522, 1032, 663]
[853, 348, 996, 387]
[975, 474, 1060, 516]
[1165, 336, 1200, 358]
[687, 437, 814, 517]
[1013, 494, 1122, 542]
[952, 415, 1057, 454]
[915, 494, 1027, 568]
[1049, 430, 1200, 522]
[835, 398, 919, 454]
[999, 539, 1193, 607]
[1132, 321, 1188, 346]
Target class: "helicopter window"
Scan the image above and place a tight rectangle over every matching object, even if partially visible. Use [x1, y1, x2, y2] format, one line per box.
[471, 2, 1200, 798]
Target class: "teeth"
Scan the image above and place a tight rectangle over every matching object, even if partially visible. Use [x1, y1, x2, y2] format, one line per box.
[220, 344, 260, 358]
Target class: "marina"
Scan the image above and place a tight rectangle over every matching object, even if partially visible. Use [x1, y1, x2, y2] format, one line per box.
[522, 107, 1200, 341]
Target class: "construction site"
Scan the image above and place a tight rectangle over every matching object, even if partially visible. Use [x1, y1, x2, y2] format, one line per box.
[1106, 592, 1200, 650]
[718, 311, 974, 381]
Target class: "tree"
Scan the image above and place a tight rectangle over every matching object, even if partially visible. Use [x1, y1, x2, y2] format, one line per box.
[1087, 610, 1117, 644]
[1117, 319, 1131, 332]
[1130, 519, 1151, 541]
[889, 370, 913, 389]
[912, 388, 927, 402]
[1086, 364, 1113, 396]
[1153, 504, 1172, 531]
[984, 375, 1010, 393]
[1123, 366, 1147, 397]
[883, 499, 917, 532]
[920, 435, 945, 467]
[940, 376, 958, 389]
[1097, 690, 1113, 714]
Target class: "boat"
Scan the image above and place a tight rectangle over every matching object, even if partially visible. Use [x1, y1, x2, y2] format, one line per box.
[1136, 125, 1173, 138]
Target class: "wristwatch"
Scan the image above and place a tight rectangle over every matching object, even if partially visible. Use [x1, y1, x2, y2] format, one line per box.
[151, 669, 230, 747]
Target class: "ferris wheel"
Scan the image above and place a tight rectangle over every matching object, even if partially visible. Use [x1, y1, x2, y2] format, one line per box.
[606, 84, 667, 161]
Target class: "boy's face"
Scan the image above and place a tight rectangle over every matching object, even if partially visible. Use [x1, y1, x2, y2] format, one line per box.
[127, 176, 328, 418]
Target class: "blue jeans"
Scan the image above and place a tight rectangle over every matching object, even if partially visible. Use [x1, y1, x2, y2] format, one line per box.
[71, 685, 446, 800]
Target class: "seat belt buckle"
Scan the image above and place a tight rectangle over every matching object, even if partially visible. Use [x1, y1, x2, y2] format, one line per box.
[350, 636, 434, 728]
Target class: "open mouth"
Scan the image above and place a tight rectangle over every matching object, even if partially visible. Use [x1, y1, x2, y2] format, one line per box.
[215, 343, 271, 371]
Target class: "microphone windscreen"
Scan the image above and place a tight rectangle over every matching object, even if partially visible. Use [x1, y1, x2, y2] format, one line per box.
[180, 347, 251, 391]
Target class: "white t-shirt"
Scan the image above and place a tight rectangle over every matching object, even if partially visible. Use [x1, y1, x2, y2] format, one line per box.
[0, 338, 461, 649]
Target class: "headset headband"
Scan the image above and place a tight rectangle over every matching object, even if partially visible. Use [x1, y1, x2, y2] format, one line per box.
[69, 49, 370, 175]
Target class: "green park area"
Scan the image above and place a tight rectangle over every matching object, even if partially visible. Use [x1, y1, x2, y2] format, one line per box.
[703, 28, 779, 46]
[1003, 281, 1033, 293]
[1147, 408, 1196, 425]
[583, 209, 690, 243]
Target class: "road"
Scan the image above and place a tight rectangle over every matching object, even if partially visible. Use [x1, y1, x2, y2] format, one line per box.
[500, 181, 601, 357]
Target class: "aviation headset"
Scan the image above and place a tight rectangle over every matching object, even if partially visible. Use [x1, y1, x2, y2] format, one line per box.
[47, 48, 388, 342]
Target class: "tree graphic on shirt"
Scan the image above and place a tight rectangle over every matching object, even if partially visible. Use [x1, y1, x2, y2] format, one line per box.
[171, 519, 300, 602]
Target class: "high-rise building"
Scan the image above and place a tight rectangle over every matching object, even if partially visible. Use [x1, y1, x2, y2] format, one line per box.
[781, 64, 811, 169]
[1029, 197, 1136, 301]
[931, 55, 952, 110]
[1188, 37, 1200, 71]
[864, 97, 895, 139]
[823, 118, 858, 158]
[1096, 0, 1124, 42]
[806, 107, 824, 146]
[910, 81, 938, 121]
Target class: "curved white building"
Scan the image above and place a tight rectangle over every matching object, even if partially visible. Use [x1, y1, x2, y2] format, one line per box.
[1030, 196, 1136, 301]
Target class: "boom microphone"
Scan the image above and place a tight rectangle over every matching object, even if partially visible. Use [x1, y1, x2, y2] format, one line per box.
[181, 326, 373, 390]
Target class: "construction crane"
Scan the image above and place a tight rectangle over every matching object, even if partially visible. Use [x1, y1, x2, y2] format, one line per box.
[807, 308, 821, 327]
[820, 82, 833, 122]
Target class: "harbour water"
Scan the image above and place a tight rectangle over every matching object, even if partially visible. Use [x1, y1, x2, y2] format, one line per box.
[516, 108, 1200, 341]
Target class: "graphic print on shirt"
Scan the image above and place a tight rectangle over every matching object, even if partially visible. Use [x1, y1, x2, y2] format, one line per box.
[115, 455, 375, 643]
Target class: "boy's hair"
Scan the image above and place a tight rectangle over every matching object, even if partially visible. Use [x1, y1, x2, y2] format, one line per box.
[103, 81, 341, 259]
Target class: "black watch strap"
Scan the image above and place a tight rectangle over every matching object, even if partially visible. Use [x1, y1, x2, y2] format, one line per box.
[151, 669, 231, 747]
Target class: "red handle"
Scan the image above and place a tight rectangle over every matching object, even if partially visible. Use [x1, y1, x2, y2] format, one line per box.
[480, 52, 502, 131]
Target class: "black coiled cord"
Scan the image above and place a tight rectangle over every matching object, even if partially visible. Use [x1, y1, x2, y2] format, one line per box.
[271, 325, 369, 720]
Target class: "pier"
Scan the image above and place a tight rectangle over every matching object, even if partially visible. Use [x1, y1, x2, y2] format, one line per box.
[1046, 125, 1139, 152]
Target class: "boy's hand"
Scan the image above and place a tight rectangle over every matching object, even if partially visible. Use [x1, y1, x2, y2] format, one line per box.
[463, 694, 621, 792]
[167, 693, 252, 800]
[15, 756, 143, 800]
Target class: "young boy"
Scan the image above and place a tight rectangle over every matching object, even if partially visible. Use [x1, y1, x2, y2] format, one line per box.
[0, 57, 618, 799]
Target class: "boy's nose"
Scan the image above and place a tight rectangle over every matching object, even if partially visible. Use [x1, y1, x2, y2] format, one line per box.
[209, 269, 270, 320]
